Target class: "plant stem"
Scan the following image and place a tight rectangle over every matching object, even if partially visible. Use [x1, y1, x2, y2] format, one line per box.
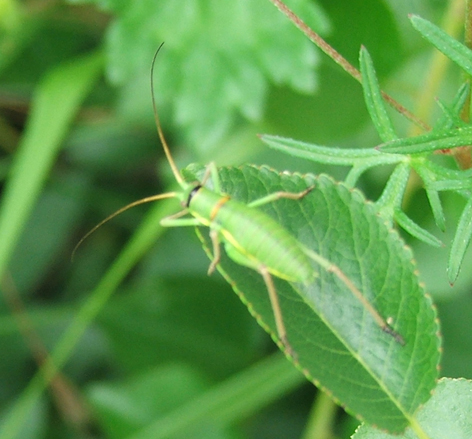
[409, 0, 466, 136]
[301, 391, 338, 439]
[267, 0, 429, 131]
[456, 0, 472, 169]
[404, 0, 469, 207]
[465, 0, 472, 48]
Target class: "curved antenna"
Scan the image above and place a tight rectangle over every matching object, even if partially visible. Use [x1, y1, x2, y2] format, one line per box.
[151, 43, 184, 185]
[72, 192, 178, 261]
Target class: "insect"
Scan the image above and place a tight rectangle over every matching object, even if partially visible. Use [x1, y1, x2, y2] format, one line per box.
[74, 44, 404, 356]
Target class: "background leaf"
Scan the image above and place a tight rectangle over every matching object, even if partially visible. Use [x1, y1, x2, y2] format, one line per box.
[67, 0, 326, 147]
[0, 51, 103, 280]
[86, 354, 304, 439]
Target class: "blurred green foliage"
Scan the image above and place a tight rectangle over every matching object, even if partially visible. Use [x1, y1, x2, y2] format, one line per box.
[0, 0, 470, 438]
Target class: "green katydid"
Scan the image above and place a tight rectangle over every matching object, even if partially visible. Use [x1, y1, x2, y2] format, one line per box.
[75, 44, 404, 356]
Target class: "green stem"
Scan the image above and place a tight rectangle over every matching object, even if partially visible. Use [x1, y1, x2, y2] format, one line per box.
[301, 392, 338, 439]
[465, 0, 472, 48]
[409, 0, 466, 135]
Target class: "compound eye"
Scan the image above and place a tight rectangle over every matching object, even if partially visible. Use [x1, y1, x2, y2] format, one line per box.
[186, 184, 202, 207]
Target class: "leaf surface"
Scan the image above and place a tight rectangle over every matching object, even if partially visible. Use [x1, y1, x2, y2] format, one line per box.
[379, 127, 472, 154]
[410, 15, 472, 76]
[353, 378, 472, 439]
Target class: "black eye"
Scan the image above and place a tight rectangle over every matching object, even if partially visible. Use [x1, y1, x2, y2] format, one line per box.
[186, 184, 202, 207]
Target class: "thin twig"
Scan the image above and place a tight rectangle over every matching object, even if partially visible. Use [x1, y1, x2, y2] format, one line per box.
[268, 0, 430, 131]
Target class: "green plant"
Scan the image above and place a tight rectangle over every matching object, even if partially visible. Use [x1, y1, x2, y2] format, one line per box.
[0, 1, 470, 438]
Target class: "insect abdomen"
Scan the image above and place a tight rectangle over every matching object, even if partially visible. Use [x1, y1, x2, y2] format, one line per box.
[190, 188, 313, 283]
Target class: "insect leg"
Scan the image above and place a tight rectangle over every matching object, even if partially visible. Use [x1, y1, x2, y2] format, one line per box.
[159, 207, 223, 276]
[248, 186, 314, 208]
[222, 241, 296, 356]
[207, 228, 221, 275]
[199, 162, 222, 194]
[160, 208, 191, 223]
[259, 266, 295, 358]
[303, 247, 405, 345]
[160, 215, 202, 227]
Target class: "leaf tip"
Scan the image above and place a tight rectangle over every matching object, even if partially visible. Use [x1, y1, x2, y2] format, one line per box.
[447, 269, 458, 286]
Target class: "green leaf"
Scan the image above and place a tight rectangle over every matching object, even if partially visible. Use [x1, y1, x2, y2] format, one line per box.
[0, 51, 104, 282]
[433, 82, 470, 132]
[353, 378, 472, 439]
[422, 160, 472, 184]
[394, 209, 443, 248]
[260, 134, 403, 166]
[410, 15, 472, 77]
[9, 176, 90, 294]
[87, 364, 210, 439]
[429, 179, 472, 191]
[374, 158, 443, 247]
[185, 165, 440, 433]
[448, 197, 472, 285]
[379, 127, 472, 154]
[412, 163, 446, 232]
[73, 0, 326, 146]
[424, 188, 446, 232]
[89, 354, 303, 439]
[359, 46, 397, 142]
[422, 160, 472, 193]
[376, 162, 411, 218]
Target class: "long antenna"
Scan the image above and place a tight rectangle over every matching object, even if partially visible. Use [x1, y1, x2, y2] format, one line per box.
[73, 45, 183, 261]
[151, 43, 184, 185]
[71, 192, 177, 261]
